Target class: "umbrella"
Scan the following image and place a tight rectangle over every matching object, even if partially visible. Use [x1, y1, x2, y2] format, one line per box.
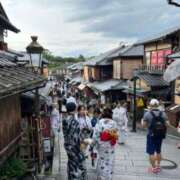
[163, 59, 180, 82]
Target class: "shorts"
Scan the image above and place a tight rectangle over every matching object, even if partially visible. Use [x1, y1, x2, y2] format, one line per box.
[146, 134, 163, 155]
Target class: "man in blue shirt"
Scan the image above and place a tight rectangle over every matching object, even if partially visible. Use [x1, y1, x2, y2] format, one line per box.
[142, 99, 169, 174]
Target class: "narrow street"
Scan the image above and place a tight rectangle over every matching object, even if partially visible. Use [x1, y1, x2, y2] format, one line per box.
[55, 131, 180, 180]
[1, 1, 180, 180]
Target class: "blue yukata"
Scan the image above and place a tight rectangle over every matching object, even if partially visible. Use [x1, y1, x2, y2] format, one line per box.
[62, 115, 86, 180]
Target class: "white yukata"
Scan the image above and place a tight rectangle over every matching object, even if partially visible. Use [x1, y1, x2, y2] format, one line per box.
[50, 108, 61, 137]
[93, 118, 117, 180]
[113, 107, 128, 144]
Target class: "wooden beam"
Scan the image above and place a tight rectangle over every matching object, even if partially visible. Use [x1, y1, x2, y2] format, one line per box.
[0, 133, 22, 156]
[168, 0, 180, 7]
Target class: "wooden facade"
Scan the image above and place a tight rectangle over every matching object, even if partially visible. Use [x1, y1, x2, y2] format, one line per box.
[84, 65, 112, 81]
[144, 40, 172, 66]
[113, 57, 143, 80]
[175, 77, 180, 104]
[0, 95, 21, 163]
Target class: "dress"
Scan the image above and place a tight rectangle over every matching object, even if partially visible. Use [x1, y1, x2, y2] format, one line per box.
[50, 108, 60, 137]
[93, 118, 117, 180]
[62, 115, 86, 180]
[113, 107, 128, 144]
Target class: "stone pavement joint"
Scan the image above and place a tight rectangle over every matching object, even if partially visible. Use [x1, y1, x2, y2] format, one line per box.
[56, 131, 180, 180]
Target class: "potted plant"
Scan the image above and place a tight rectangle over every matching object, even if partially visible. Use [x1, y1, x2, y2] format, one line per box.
[0, 157, 27, 180]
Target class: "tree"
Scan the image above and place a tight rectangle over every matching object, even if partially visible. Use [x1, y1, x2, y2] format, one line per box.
[167, 0, 180, 7]
[78, 54, 86, 62]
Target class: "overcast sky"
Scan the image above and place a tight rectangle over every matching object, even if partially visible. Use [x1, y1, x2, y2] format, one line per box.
[1, 0, 180, 56]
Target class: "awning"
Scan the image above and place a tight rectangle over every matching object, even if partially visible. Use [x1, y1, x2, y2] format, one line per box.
[69, 76, 82, 84]
[87, 79, 121, 92]
[78, 84, 86, 90]
[137, 71, 169, 87]
[123, 87, 170, 99]
[123, 87, 149, 97]
[111, 81, 128, 90]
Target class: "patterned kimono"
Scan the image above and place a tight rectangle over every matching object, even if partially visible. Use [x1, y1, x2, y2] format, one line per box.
[93, 118, 117, 180]
[62, 115, 86, 180]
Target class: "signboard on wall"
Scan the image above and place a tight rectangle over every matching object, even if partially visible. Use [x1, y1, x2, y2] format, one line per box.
[43, 138, 51, 153]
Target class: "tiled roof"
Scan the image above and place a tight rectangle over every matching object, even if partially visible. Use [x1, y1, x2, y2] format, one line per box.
[84, 47, 121, 66]
[84, 45, 143, 67]
[0, 61, 46, 97]
[0, 2, 20, 33]
[67, 62, 84, 70]
[0, 50, 19, 62]
[109, 45, 144, 59]
[111, 81, 128, 90]
[0, 57, 16, 66]
[87, 79, 121, 92]
[136, 25, 180, 45]
[69, 75, 82, 84]
[137, 71, 169, 87]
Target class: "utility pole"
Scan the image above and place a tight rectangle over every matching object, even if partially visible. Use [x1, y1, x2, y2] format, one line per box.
[132, 77, 137, 132]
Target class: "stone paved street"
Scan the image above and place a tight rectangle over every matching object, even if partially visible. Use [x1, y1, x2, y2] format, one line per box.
[57, 131, 180, 180]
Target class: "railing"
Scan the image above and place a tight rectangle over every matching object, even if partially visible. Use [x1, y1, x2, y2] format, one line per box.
[138, 65, 166, 74]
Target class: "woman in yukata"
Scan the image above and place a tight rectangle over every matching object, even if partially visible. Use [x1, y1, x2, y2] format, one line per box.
[62, 102, 86, 180]
[75, 105, 93, 178]
[93, 107, 118, 180]
[76, 105, 93, 140]
[113, 101, 128, 145]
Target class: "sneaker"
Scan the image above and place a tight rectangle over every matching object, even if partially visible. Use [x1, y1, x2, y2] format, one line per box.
[148, 167, 158, 174]
[155, 166, 161, 173]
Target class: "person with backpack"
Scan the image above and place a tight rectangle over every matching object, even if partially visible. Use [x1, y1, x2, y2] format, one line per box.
[142, 99, 168, 174]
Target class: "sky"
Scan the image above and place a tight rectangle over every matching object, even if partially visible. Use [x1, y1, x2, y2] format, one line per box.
[1, 0, 180, 57]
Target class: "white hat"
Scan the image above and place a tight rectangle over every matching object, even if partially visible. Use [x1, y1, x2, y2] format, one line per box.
[149, 99, 159, 108]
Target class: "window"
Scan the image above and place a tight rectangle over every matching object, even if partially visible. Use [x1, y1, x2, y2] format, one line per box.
[145, 52, 151, 65]
[150, 49, 172, 65]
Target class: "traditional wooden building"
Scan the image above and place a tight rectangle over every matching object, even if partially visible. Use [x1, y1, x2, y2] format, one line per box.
[163, 52, 180, 127]
[109, 45, 144, 80]
[137, 26, 180, 67]
[132, 26, 180, 101]
[0, 2, 20, 51]
[83, 48, 116, 82]
[0, 2, 47, 173]
[82, 47, 128, 103]
[0, 60, 46, 166]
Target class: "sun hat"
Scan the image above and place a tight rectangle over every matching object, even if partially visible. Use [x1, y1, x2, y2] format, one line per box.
[149, 99, 160, 109]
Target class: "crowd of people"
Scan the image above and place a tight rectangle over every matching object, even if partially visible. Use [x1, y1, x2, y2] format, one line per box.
[47, 79, 176, 180]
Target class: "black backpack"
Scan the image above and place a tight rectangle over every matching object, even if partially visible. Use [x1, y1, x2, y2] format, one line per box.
[149, 111, 167, 138]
